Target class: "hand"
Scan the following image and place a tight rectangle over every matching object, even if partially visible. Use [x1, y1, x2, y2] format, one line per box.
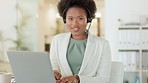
[60, 76, 78, 83]
[54, 70, 62, 80]
[56, 80, 62, 83]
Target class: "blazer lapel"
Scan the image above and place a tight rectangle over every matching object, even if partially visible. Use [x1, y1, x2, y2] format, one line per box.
[59, 32, 73, 76]
[79, 32, 96, 74]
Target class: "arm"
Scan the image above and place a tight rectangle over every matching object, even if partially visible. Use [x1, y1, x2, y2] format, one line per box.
[79, 41, 111, 83]
[50, 37, 63, 81]
[50, 37, 60, 73]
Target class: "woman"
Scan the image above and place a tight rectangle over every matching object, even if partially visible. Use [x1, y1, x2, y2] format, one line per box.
[50, 0, 111, 83]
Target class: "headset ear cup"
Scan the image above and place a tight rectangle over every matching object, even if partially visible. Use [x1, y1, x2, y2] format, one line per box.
[63, 19, 66, 23]
[87, 18, 92, 23]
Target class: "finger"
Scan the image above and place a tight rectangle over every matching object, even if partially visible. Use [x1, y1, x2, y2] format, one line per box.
[57, 74, 62, 80]
[74, 80, 77, 83]
[55, 73, 61, 80]
[61, 78, 68, 83]
[55, 72, 59, 77]
[55, 74, 60, 80]
[54, 72, 58, 79]
[55, 75, 59, 80]
[68, 81, 72, 83]
[56, 80, 61, 83]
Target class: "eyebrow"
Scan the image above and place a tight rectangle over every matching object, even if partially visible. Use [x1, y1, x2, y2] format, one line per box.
[67, 15, 85, 18]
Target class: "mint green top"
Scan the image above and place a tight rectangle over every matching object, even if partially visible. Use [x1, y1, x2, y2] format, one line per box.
[67, 38, 87, 75]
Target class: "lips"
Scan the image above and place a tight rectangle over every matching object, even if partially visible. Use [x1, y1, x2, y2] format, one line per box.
[72, 27, 79, 32]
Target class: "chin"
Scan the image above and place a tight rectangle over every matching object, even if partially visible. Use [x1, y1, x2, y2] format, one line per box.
[73, 32, 84, 36]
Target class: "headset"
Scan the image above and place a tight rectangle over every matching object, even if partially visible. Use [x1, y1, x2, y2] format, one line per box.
[62, 6, 92, 24]
[62, 5, 92, 34]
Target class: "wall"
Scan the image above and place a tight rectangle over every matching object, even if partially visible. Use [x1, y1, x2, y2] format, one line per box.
[38, 0, 58, 51]
[105, 0, 148, 61]
[0, 0, 40, 62]
[95, 0, 105, 37]
[0, 0, 17, 61]
[18, 0, 40, 51]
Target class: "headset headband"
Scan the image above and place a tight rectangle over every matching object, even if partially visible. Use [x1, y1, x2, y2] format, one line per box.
[62, 5, 92, 23]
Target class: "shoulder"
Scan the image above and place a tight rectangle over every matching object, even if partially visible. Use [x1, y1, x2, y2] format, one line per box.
[90, 34, 109, 44]
[51, 32, 71, 43]
[91, 35, 111, 51]
[52, 32, 70, 40]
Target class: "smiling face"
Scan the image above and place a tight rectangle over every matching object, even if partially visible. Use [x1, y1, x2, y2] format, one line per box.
[66, 7, 88, 40]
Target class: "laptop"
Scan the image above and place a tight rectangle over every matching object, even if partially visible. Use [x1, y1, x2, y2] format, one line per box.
[7, 51, 56, 83]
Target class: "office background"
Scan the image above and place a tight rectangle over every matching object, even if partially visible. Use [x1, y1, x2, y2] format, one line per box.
[0, 0, 148, 83]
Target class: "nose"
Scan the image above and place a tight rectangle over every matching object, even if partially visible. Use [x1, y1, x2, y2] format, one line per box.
[72, 18, 78, 25]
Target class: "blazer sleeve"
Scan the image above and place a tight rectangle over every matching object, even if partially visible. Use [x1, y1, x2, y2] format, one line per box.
[50, 37, 60, 71]
[78, 41, 111, 83]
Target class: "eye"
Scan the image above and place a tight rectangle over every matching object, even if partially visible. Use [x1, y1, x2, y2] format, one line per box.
[78, 17, 83, 20]
[68, 17, 73, 21]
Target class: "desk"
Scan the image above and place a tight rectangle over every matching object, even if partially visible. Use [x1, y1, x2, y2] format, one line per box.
[0, 61, 15, 83]
[0, 61, 12, 74]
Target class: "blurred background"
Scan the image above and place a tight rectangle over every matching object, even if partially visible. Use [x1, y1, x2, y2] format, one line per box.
[0, 0, 148, 83]
[0, 0, 104, 62]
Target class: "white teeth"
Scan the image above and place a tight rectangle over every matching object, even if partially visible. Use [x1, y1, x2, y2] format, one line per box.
[74, 28, 79, 31]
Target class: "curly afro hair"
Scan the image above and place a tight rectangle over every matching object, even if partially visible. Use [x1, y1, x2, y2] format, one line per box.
[57, 0, 97, 19]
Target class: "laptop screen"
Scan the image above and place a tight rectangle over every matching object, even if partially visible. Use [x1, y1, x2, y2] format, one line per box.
[7, 51, 56, 83]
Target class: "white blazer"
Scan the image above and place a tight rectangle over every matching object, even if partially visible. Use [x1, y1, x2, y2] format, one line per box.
[50, 32, 111, 83]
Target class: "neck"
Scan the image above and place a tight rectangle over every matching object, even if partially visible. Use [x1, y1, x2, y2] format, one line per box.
[71, 33, 87, 40]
